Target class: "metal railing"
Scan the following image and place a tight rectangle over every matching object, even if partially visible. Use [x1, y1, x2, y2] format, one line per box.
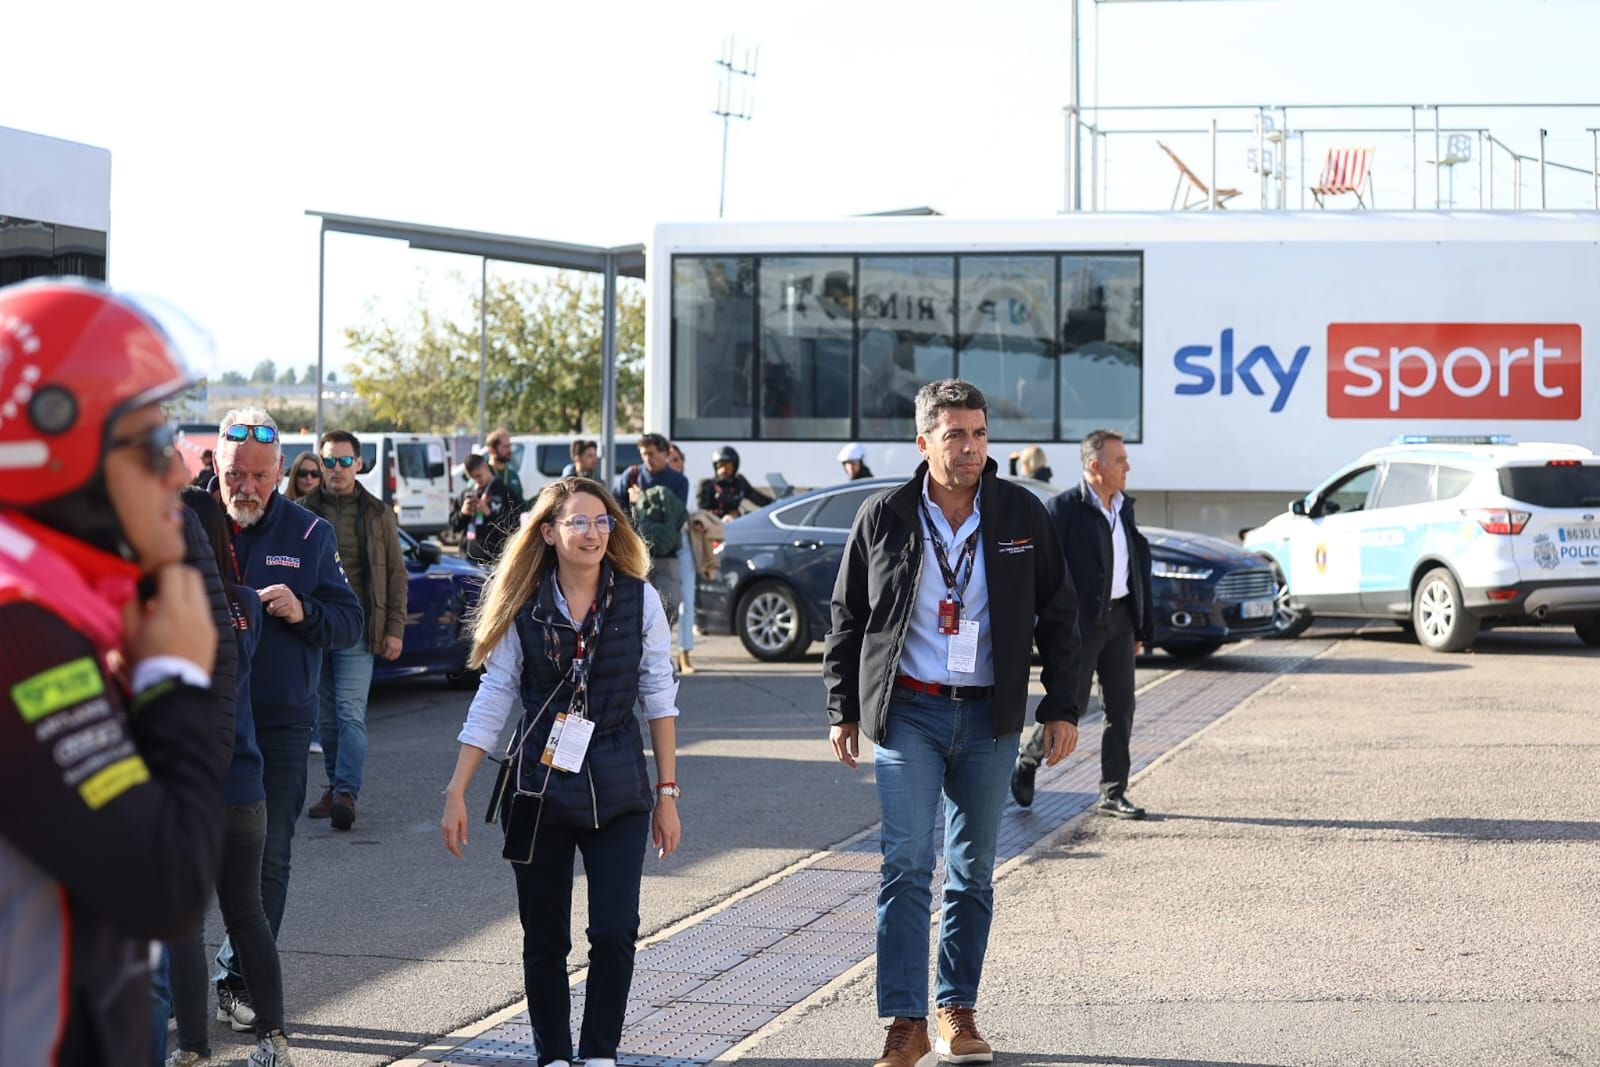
[1061, 102, 1600, 212]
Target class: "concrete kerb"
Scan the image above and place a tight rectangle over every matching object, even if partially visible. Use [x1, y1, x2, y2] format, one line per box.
[706, 636, 1337, 1063]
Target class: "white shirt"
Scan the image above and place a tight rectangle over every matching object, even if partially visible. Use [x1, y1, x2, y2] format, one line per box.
[457, 580, 679, 754]
[1087, 477, 1130, 600]
[896, 475, 994, 686]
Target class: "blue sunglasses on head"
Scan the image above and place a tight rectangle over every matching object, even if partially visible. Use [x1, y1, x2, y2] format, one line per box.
[222, 423, 278, 444]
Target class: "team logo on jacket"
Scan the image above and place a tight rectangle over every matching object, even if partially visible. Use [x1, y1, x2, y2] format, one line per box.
[265, 555, 301, 569]
[1532, 533, 1560, 571]
[997, 537, 1034, 556]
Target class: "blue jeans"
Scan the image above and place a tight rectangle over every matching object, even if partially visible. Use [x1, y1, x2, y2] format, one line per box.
[317, 641, 374, 798]
[874, 690, 1019, 1018]
[216, 721, 311, 989]
[677, 530, 696, 653]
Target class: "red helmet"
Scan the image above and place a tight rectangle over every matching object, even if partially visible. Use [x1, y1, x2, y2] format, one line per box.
[0, 280, 203, 508]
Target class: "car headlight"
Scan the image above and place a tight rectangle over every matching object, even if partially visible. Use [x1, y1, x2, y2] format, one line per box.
[1152, 562, 1214, 580]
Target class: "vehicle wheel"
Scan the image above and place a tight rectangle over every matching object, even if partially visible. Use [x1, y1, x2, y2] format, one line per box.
[1412, 567, 1480, 652]
[736, 580, 811, 661]
[1270, 577, 1313, 639]
[1575, 616, 1600, 646]
[1161, 641, 1223, 660]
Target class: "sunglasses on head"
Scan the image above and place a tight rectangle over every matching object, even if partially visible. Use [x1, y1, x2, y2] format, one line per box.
[108, 423, 180, 474]
[322, 455, 357, 469]
[222, 423, 278, 444]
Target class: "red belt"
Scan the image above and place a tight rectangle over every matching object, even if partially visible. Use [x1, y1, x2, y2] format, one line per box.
[894, 674, 995, 701]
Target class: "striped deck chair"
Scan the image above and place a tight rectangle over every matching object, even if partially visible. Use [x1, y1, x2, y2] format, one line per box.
[1157, 141, 1240, 210]
[1311, 147, 1375, 208]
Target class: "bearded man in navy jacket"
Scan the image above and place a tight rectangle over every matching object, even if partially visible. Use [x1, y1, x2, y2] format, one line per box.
[209, 408, 362, 1025]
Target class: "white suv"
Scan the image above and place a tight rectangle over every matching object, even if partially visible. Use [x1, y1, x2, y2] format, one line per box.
[1244, 437, 1600, 652]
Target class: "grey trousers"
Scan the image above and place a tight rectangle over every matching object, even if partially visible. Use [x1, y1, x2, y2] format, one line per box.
[649, 554, 681, 629]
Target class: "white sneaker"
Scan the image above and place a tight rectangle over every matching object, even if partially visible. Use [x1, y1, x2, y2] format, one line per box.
[247, 1031, 294, 1067]
[308, 739, 324, 755]
[583, 1060, 614, 1066]
[215, 983, 255, 1032]
[165, 1052, 210, 1066]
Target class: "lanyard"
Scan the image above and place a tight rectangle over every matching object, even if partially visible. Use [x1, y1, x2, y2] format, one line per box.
[919, 497, 980, 608]
[543, 568, 615, 718]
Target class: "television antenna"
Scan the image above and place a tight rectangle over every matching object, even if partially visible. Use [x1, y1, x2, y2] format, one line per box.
[713, 36, 758, 219]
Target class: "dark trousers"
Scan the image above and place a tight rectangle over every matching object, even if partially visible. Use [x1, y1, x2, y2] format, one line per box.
[1021, 597, 1139, 793]
[216, 722, 312, 989]
[512, 810, 650, 1066]
[172, 801, 286, 1050]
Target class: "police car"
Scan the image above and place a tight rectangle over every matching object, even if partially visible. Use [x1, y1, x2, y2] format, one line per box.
[1243, 437, 1600, 652]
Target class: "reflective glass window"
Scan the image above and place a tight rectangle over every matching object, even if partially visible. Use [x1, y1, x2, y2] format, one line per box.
[759, 257, 853, 439]
[1435, 466, 1475, 499]
[808, 487, 879, 530]
[51, 225, 107, 280]
[1059, 254, 1142, 442]
[1320, 467, 1378, 516]
[857, 256, 955, 440]
[1374, 462, 1434, 508]
[673, 256, 756, 438]
[957, 256, 1056, 441]
[0, 217, 55, 286]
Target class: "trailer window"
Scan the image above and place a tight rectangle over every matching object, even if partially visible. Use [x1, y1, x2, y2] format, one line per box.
[673, 256, 756, 439]
[958, 255, 1056, 441]
[858, 256, 956, 441]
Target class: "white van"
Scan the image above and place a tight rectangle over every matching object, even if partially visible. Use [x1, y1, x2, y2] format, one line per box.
[278, 432, 455, 536]
[508, 434, 643, 499]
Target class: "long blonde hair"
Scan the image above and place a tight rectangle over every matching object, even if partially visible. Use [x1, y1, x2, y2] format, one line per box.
[467, 477, 650, 668]
[283, 450, 322, 501]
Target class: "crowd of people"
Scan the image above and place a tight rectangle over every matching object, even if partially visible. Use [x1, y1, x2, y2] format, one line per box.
[0, 279, 1157, 1067]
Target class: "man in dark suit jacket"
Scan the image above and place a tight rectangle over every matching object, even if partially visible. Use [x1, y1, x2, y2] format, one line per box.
[1012, 429, 1156, 819]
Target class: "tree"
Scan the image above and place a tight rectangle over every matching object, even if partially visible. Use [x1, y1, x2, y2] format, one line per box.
[326, 371, 338, 384]
[345, 273, 645, 434]
[302, 365, 319, 386]
[279, 366, 298, 385]
[218, 370, 248, 386]
[250, 359, 277, 384]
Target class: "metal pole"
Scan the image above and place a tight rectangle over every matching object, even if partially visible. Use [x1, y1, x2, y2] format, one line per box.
[1062, 110, 1072, 213]
[1067, 0, 1081, 212]
[600, 256, 619, 484]
[315, 225, 325, 437]
[1513, 155, 1522, 211]
[1209, 118, 1219, 210]
[718, 116, 730, 219]
[1486, 131, 1494, 209]
[1257, 109, 1267, 209]
[1090, 126, 1100, 211]
[1278, 107, 1289, 210]
[1538, 128, 1548, 209]
[1477, 130, 1485, 210]
[1593, 129, 1598, 209]
[1440, 105, 1452, 209]
[1299, 131, 1306, 209]
[477, 257, 488, 442]
[1410, 106, 1418, 210]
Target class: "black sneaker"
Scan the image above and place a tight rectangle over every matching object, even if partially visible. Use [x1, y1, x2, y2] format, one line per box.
[1010, 761, 1037, 808]
[215, 982, 256, 1032]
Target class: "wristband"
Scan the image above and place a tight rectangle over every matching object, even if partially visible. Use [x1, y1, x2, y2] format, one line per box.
[655, 781, 681, 798]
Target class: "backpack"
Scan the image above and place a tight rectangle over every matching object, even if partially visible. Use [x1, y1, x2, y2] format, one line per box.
[633, 482, 689, 557]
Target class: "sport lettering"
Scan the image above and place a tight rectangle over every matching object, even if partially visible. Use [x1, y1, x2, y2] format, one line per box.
[1327, 323, 1581, 419]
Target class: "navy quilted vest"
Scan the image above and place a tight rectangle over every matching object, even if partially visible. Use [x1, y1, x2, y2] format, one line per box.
[511, 566, 652, 828]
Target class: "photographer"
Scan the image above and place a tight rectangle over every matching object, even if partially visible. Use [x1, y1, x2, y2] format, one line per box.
[452, 452, 518, 564]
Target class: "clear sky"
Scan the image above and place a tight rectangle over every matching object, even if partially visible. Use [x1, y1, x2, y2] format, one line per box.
[9, 0, 1600, 377]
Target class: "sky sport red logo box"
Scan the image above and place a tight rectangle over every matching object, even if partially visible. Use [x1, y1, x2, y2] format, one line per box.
[1326, 323, 1581, 419]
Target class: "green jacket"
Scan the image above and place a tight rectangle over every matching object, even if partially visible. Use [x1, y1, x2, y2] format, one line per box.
[633, 484, 689, 557]
[300, 484, 408, 653]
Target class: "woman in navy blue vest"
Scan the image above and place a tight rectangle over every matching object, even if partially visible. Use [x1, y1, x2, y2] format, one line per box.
[441, 477, 681, 1067]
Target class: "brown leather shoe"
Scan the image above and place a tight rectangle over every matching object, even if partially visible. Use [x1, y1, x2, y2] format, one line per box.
[675, 650, 697, 674]
[935, 1006, 993, 1063]
[873, 1016, 932, 1067]
[330, 791, 356, 831]
[308, 789, 334, 819]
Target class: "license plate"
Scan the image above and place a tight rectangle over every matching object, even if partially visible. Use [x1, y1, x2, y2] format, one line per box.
[1240, 598, 1275, 619]
[1558, 525, 1600, 543]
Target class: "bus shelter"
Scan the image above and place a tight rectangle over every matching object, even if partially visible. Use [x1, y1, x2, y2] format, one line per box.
[306, 209, 644, 471]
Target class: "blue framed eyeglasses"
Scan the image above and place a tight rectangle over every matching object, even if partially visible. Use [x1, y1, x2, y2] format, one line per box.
[222, 423, 278, 444]
[556, 515, 616, 535]
[321, 455, 357, 469]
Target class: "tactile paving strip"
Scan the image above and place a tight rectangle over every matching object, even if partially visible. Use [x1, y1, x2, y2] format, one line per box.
[439, 640, 1330, 1065]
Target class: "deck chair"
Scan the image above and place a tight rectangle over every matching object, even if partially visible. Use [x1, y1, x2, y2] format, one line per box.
[1311, 147, 1374, 208]
[1157, 141, 1241, 210]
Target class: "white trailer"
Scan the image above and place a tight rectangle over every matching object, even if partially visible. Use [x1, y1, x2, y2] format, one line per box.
[0, 125, 111, 285]
[646, 212, 1600, 539]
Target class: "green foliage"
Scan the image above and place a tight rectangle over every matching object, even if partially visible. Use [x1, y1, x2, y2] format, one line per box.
[218, 370, 248, 386]
[279, 366, 298, 385]
[344, 274, 644, 434]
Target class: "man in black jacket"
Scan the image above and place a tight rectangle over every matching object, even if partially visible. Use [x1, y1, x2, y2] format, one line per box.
[1012, 428, 1155, 819]
[451, 453, 518, 564]
[825, 379, 1081, 1067]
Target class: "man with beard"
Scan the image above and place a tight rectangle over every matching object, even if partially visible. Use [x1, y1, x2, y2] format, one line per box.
[209, 408, 361, 1029]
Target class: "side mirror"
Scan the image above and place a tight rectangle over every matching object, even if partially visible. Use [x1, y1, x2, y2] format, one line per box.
[1290, 498, 1308, 516]
[417, 541, 442, 566]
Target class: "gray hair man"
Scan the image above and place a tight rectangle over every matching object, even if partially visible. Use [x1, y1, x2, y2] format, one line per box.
[1012, 428, 1155, 819]
[824, 379, 1082, 1066]
[210, 408, 362, 1026]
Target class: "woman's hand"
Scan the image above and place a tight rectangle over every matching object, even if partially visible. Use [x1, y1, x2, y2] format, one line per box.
[652, 797, 681, 859]
[441, 790, 470, 859]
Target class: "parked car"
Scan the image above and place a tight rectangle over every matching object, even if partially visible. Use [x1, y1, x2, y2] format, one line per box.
[697, 476, 1278, 661]
[373, 529, 485, 685]
[1243, 437, 1600, 652]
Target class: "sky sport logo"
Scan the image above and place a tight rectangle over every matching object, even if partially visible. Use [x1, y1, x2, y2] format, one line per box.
[1326, 323, 1581, 420]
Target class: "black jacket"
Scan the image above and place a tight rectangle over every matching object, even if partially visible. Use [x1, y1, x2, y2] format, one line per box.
[181, 505, 238, 774]
[451, 479, 517, 564]
[824, 460, 1082, 740]
[1047, 481, 1155, 644]
[697, 474, 771, 519]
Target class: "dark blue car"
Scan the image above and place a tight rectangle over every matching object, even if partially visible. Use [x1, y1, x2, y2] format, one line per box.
[696, 477, 1278, 661]
[373, 529, 485, 685]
